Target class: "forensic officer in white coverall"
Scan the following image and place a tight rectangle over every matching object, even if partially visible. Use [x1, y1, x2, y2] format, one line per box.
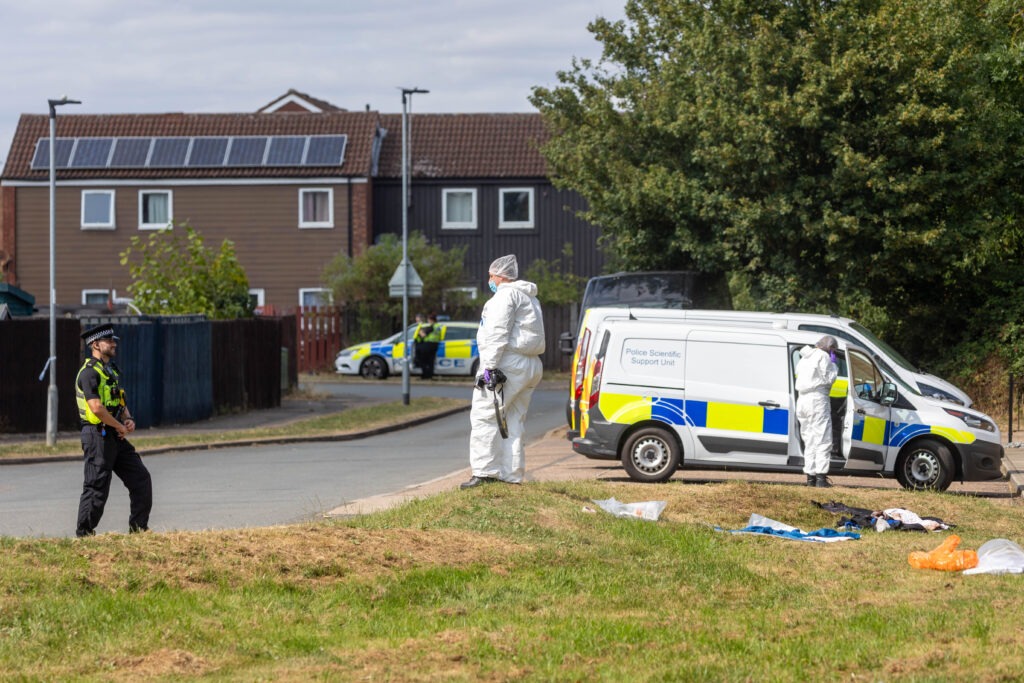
[795, 335, 839, 488]
[461, 255, 545, 489]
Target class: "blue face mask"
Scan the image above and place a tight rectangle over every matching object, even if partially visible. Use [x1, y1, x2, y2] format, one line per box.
[488, 280, 498, 294]
[829, 350, 837, 363]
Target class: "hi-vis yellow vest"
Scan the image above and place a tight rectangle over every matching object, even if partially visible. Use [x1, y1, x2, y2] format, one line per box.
[75, 358, 124, 425]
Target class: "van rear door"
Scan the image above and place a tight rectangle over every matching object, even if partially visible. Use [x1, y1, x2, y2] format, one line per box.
[683, 329, 791, 465]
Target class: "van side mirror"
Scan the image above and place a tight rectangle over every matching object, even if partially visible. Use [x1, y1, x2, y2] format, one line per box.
[559, 331, 576, 355]
[880, 382, 898, 406]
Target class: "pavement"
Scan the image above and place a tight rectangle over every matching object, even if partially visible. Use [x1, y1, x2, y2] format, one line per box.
[326, 429, 1024, 516]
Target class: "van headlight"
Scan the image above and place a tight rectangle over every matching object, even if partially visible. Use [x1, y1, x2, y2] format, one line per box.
[336, 349, 353, 359]
[943, 408, 996, 433]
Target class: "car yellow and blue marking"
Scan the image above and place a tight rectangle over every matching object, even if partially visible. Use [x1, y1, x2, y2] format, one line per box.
[335, 323, 480, 376]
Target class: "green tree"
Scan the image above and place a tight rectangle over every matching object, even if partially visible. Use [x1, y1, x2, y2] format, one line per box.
[531, 0, 1024, 361]
[524, 243, 588, 307]
[119, 223, 253, 319]
[322, 233, 470, 341]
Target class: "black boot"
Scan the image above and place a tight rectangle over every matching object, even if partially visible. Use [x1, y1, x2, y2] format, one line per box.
[806, 474, 816, 487]
[460, 476, 495, 490]
[816, 474, 832, 488]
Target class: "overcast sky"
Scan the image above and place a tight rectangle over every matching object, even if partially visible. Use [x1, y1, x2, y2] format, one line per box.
[0, 0, 626, 166]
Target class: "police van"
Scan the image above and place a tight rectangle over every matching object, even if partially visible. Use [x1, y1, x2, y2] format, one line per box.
[567, 307, 971, 440]
[571, 317, 1003, 490]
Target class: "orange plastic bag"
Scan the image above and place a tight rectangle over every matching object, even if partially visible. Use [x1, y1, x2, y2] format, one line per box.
[908, 535, 979, 571]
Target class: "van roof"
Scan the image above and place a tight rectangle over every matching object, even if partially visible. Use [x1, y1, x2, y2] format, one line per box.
[583, 306, 857, 326]
[597, 317, 861, 352]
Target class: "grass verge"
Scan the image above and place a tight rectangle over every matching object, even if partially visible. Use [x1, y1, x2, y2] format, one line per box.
[0, 396, 467, 461]
[2, 480, 1023, 680]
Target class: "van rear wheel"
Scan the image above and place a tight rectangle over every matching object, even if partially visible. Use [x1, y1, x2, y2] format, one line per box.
[895, 439, 954, 491]
[622, 427, 680, 483]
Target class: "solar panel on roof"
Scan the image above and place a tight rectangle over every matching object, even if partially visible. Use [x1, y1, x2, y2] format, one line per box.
[110, 138, 153, 167]
[26, 134, 352, 171]
[226, 137, 268, 166]
[148, 138, 190, 167]
[187, 137, 229, 167]
[303, 135, 347, 166]
[266, 136, 306, 166]
[69, 138, 114, 168]
[30, 138, 75, 170]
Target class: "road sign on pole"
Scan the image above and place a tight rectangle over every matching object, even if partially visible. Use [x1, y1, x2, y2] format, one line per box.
[389, 259, 423, 298]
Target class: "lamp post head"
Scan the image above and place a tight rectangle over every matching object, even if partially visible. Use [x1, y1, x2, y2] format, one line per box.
[48, 96, 82, 118]
[399, 87, 430, 104]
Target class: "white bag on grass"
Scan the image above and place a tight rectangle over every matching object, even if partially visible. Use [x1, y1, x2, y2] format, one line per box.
[592, 497, 667, 521]
[963, 539, 1024, 575]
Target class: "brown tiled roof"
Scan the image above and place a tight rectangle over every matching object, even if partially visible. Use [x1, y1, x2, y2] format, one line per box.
[376, 113, 550, 179]
[1, 111, 380, 180]
[256, 89, 348, 113]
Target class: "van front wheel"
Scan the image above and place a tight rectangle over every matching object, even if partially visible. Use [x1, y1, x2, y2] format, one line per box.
[622, 427, 680, 483]
[895, 439, 954, 491]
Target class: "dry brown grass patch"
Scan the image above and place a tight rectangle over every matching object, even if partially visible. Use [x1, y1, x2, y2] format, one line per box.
[104, 648, 210, 680]
[60, 524, 530, 591]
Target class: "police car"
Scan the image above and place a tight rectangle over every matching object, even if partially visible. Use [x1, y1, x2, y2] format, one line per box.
[334, 321, 480, 379]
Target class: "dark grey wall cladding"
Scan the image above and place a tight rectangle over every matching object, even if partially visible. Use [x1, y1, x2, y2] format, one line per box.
[372, 180, 604, 288]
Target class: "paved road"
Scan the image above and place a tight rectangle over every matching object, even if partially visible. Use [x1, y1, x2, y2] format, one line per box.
[0, 382, 567, 538]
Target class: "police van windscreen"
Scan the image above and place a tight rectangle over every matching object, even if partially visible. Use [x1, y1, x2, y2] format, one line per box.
[848, 322, 919, 373]
[582, 273, 695, 311]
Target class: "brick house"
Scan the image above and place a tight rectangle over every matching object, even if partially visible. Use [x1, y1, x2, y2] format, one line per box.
[0, 91, 601, 314]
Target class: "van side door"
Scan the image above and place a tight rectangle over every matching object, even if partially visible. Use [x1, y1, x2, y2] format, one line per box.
[842, 349, 890, 473]
[683, 330, 791, 465]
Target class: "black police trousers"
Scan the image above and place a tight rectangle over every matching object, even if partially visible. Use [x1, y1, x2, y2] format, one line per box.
[76, 426, 152, 537]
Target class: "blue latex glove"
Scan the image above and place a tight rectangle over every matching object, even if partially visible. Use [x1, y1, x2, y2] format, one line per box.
[483, 368, 494, 385]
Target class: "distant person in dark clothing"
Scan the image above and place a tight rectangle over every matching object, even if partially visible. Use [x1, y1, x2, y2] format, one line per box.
[415, 314, 441, 379]
[75, 324, 152, 536]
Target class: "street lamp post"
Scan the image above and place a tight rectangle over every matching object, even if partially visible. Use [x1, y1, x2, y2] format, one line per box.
[400, 87, 428, 406]
[46, 96, 81, 446]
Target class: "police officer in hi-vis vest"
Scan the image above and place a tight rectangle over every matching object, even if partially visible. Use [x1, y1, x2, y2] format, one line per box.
[75, 324, 152, 537]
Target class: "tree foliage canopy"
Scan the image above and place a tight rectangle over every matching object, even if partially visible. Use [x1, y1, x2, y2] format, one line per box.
[322, 233, 471, 341]
[531, 0, 1024, 363]
[524, 243, 588, 307]
[119, 223, 253, 319]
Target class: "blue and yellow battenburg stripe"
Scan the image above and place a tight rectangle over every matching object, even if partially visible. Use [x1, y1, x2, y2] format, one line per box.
[598, 393, 788, 435]
[600, 392, 977, 447]
[346, 340, 478, 361]
[850, 414, 974, 446]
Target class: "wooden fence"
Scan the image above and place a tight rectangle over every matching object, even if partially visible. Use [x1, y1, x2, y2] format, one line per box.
[0, 318, 82, 432]
[296, 306, 343, 373]
[211, 318, 284, 412]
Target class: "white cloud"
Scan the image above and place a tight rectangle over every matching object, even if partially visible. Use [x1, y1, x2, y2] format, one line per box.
[0, 0, 625, 163]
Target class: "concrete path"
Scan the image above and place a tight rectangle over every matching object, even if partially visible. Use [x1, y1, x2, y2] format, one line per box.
[328, 430, 1022, 516]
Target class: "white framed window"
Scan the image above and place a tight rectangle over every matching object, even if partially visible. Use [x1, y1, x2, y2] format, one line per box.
[82, 289, 112, 305]
[81, 190, 116, 229]
[442, 188, 477, 229]
[248, 288, 265, 308]
[499, 187, 535, 229]
[299, 288, 332, 307]
[138, 190, 173, 230]
[299, 188, 334, 228]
